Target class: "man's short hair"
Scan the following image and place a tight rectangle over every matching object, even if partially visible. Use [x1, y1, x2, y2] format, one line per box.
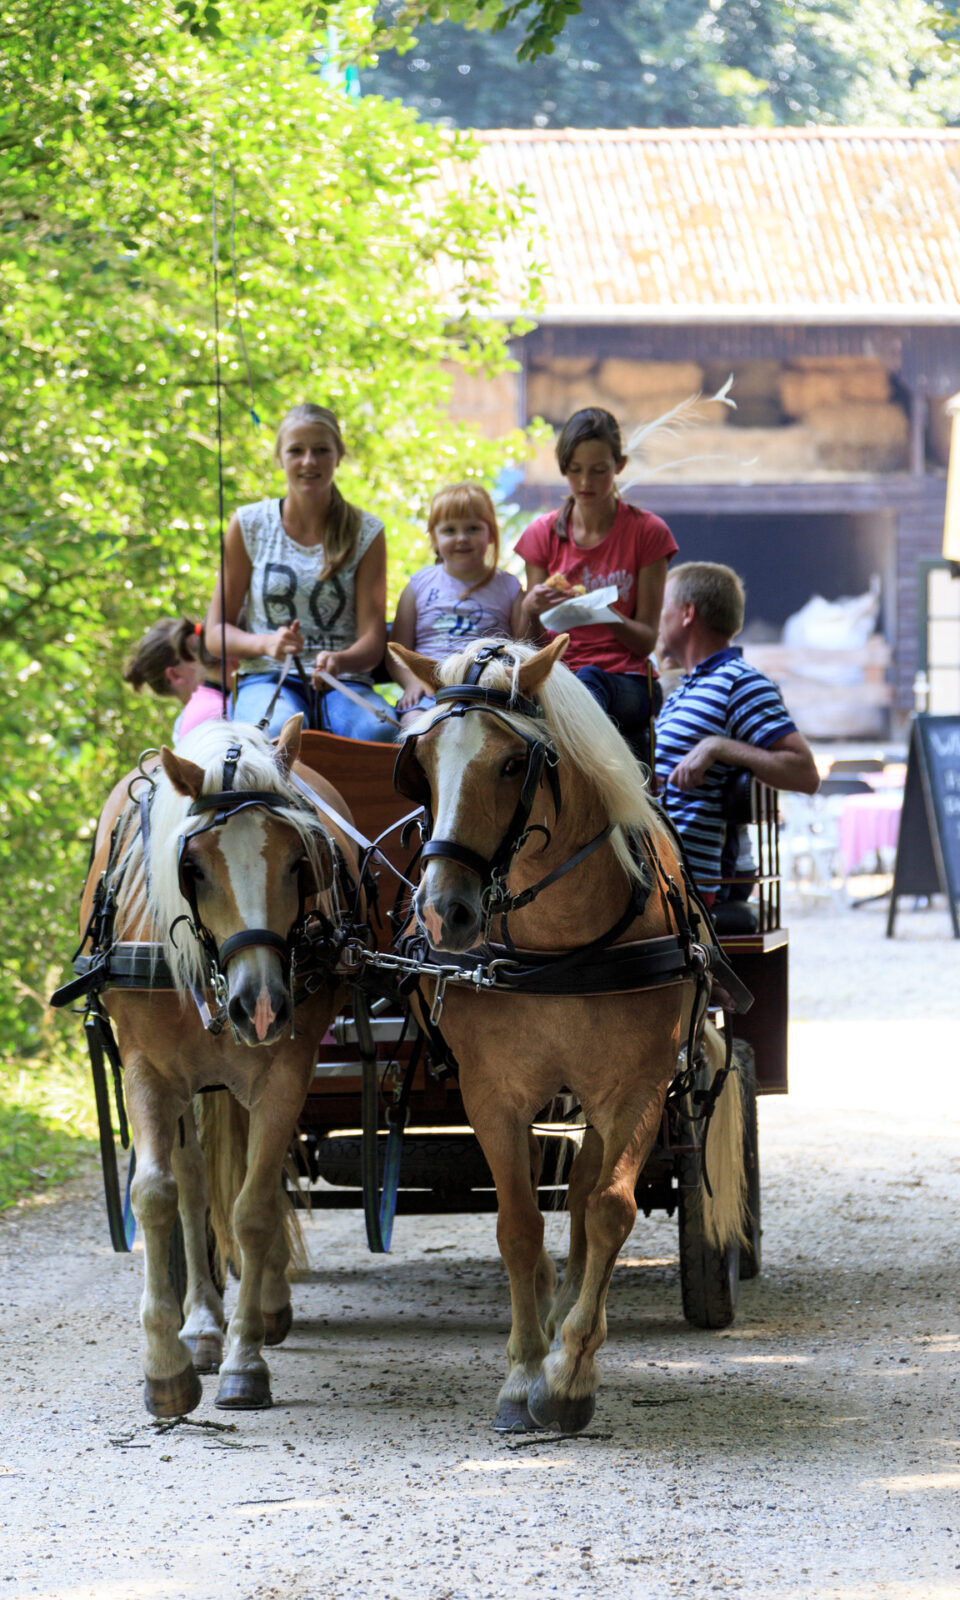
[668, 562, 745, 639]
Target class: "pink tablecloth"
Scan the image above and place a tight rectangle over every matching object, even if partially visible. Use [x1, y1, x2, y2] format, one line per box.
[838, 792, 903, 874]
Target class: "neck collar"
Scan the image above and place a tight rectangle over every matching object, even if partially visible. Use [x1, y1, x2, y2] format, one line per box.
[688, 645, 742, 677]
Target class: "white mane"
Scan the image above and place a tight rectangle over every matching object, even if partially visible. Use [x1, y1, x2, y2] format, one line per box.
[116, 721, 332, 994]
[413, 638, 669, 886]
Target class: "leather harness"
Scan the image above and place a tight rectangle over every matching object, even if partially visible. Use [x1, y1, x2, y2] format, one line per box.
[386, 645, 751, 1021]
[51, 745, 365, 1036]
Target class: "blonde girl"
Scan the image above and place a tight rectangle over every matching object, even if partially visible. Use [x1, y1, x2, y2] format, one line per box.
[205, 402, 397, 741]
[389, 483, 523, 725]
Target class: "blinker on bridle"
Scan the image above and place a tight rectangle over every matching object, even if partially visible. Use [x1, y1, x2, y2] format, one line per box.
[174, 745, 328, 1021]
[392, 645, 563, 914]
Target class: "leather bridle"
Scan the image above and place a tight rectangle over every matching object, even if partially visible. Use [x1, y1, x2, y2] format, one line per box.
[393, 645, 616, 934]
[171, 744, 335, 1022]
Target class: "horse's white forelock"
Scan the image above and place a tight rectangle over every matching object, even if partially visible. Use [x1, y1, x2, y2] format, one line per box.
[116, 720, 331, 994]
[409, 638, 668, 886]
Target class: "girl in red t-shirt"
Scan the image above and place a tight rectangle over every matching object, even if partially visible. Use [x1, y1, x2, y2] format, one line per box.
[516, 407, 677, 761]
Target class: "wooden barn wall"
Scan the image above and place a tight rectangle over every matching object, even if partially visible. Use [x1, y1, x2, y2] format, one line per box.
[523, 324, 960, 396]
[895, 481, 950, 710]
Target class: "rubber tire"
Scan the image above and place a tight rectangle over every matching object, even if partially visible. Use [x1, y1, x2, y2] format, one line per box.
[735, 1040, 762, 1280]
[675, 1057, 739, 1330]
[313, 1132, 491, 1193]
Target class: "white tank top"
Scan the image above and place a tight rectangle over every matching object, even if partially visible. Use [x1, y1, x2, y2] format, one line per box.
[237, 498, 383, 675]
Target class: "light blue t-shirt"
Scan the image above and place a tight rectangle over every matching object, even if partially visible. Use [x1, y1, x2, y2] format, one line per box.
[409, 565, 521, 659]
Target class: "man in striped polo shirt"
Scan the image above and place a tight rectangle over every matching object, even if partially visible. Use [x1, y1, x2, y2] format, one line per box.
[654, 562, 819, 903]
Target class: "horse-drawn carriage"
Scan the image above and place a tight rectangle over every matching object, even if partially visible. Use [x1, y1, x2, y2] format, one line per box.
[54, 636, 789, 1433]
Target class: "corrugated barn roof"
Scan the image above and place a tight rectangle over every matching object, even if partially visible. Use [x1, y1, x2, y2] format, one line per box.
[434, 128, 960, 323]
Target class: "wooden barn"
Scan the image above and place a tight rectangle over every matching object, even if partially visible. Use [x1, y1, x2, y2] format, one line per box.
[438, 128, 960, 737]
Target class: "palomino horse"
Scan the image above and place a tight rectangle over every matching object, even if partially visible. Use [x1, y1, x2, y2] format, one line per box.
[77, 716, 357, 1415]
[390, 636, 745, 1434]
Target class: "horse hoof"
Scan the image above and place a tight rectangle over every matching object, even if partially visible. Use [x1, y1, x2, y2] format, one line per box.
[262, 1304, 293, 1347]
[491, 1399, 545, 1434]
[143, 1364, 202, 1419]
[215, 1370, 272, 1410]
[182, 1333, 222, 1374]
[526, 1374, 596, 1435]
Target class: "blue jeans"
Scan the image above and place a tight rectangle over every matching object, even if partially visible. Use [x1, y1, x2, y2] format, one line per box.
[233, 672, 398, 743]
[575, 666, 661, 764]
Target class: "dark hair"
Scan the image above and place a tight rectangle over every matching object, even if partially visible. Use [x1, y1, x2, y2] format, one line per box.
[554, 408, 626, 540]
[123, 617, 206, 697]
[555, 407, 625, 475]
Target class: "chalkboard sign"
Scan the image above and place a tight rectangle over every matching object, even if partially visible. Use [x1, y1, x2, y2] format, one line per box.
[887, 715, 960, 938]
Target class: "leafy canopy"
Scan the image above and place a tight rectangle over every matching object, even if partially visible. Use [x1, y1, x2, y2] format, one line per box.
[1, 0, 539, 1059]
[360, 0, 960, 128]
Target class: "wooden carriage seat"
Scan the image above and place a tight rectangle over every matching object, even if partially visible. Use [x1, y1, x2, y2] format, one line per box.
[298, 730, 413, 945]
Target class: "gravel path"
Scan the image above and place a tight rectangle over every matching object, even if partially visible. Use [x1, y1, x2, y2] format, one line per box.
[2, 896, 959, 1600]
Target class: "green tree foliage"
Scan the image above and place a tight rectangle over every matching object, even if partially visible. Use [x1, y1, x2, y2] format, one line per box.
[316, 1, 587, 64]
[1, 0, 539, 1061]
[362, 0, 960, 128]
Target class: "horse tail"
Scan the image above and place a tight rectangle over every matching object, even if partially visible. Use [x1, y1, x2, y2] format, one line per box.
[198, 1090, 249, 1277]
[698, 1019, 747, 1251]
[198, 1091, 308, 1281]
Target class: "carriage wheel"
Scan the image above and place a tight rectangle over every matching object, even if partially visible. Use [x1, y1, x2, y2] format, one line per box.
[735, 1040, 762, 1280]
[677, 1169, 739, 1329]
[674, 1058, 739, 1330]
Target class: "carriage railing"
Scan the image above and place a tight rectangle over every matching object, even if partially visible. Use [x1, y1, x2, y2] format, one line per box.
[715, 777, 782, 936]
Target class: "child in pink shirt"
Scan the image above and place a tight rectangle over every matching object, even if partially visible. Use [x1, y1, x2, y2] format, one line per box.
[123, 618, 238, 742]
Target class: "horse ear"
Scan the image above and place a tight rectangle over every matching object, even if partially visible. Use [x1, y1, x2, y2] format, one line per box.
[388, 644, 441, 694]
[516, 634, 569, 695]
[274, 713, 303, 773]
[160, 746, 205, 799]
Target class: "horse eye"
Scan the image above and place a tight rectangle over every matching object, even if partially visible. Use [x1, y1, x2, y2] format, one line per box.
[501, 756, 524, 779]
[183, 859, 205, 884]
[290, 856, 307, 875]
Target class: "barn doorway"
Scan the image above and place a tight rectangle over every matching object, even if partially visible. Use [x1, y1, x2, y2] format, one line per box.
[665, 510, 897, 738]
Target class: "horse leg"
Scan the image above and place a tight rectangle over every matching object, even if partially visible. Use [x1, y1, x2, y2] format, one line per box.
[528, 1097, 664, 1436]
[126, 1064, 202, 1418]
[528, 1129, 558, 1331]
[468, 1110, 551, 1433]
[170, 1103, 224, 1374]
[215, 1066, 309, 1410]
[547, 1126, 603, 1343]
[261, 1199, 294, 1347]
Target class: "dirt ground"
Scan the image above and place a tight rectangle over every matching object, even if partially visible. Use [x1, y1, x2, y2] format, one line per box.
[2, 894, 959, 1600]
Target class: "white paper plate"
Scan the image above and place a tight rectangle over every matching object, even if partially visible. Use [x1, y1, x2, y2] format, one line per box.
[541, 584, 620, 629]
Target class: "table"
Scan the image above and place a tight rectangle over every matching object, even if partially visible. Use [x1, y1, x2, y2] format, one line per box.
[838, 790, 903, 875]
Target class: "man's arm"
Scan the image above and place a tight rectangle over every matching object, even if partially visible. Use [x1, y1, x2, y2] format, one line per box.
[668, 731, 820, 794]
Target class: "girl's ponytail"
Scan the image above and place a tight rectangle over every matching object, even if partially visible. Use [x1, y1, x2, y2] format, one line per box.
[123, 617, 197, 697]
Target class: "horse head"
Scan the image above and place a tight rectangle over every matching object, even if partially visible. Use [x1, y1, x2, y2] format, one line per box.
[157, 716, 331, 1046]
[391, 637, 569, 953]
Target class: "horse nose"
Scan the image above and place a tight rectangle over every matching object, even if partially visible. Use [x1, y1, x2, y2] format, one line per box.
[444, 896, 478, 940]
[228, 975, 290, 1044]
[417, 883, 481, 952]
